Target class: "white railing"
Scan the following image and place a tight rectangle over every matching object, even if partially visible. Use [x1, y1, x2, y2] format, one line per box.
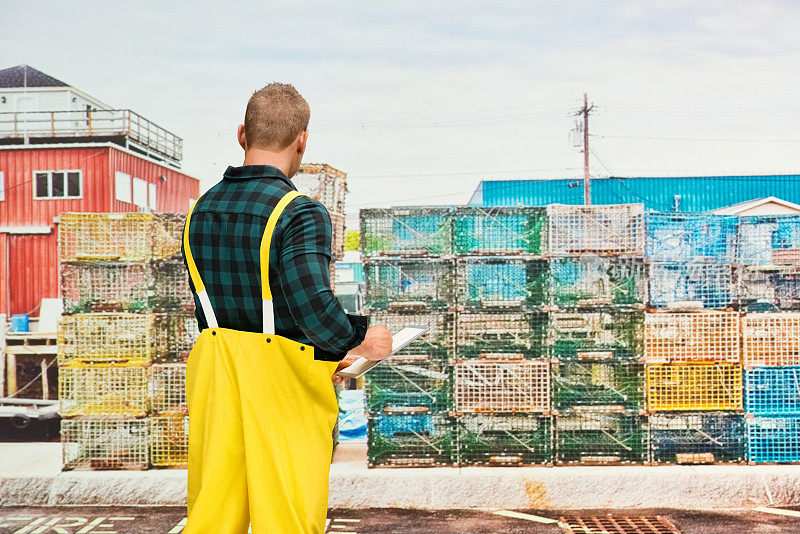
[0, 109, 182, 163]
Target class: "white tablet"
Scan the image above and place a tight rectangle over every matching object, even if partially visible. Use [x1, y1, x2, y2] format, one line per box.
[334, 326, 429, 379]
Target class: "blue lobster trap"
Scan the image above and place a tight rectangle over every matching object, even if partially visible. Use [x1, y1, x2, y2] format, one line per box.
[455, 257, 548, 309]
[738, 215, 800, 266]
[745, 366, 800, 416]
[648, 262, 734, 310]
[747, 416, 800, 463]
[360, 207, 453, 257]
[645, 212, 738, 263]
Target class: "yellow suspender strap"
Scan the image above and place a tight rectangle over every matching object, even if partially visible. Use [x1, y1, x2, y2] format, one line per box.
[260, 190, 304, 334]
[183, 200, 219, 328]
[183, 200, 205, 292]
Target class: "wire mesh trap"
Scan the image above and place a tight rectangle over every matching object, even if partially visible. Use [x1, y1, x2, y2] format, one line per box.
[649, 412, 746, 464]
[455, 310, 547, 359]
[743, 313, 800, 367]
[555, 412, 647, 465]
[453, 360, 550, 413]
[747, 416, 800, 463]
[59, 212, 156, 262]
[60, 262, 151, 314]
[739, 265, 800, 312]
[151, 213, 185, 261]
[330, 211, 346, 261]
[648, 263, 735, 310]
[364, 258, 455, 310]
[367, 310, 453, 361]
[150, 363, 187, 414]
[149, 414, 189, 468]
[58, 362, 150, 418]
[549, 256, 646, 309]
[745, 366, 800, 416]
[645, 212, 738, 263]
[456, 414, 552, 466]
[294, 163, 348, 215]
[548, 311, 643, 361]
[360, 207, 453, 257]
[150, 260, 194, 312]
[365, 360, 450, 414]
[451, 206, 547, 256]
[547, 203, 645, 256]
[553, 361, 645, 413]
[455, 257, 548, 309]
[738, 215, 800, 266]
[367, 413, 455, 467]
[646, 363, 743, 412]
[643, 311, 740, 364]
[58, 313, 160, 363]
[153, 312, 199, 363]
[61, 417, 149, 470]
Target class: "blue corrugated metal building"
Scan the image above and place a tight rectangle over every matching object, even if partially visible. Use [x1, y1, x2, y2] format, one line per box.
[469, 175, 800, 211]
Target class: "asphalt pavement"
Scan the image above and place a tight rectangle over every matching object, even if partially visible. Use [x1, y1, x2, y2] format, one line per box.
[2, 506, 800, 533]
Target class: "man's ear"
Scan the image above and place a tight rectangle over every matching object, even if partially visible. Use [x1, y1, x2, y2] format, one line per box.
[297, 130, 309, 154]
[237, 124, 247, 150]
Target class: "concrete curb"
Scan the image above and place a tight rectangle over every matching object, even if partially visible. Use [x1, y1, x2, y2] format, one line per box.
[3, 465, 800, 509]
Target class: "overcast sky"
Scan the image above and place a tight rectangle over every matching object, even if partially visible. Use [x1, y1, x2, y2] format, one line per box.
[4, 1, 800, 227]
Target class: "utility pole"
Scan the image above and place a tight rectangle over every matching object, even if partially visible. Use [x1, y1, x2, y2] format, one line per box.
[578, 93, 594, 205]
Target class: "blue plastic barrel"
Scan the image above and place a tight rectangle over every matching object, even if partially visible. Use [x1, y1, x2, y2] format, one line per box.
[10, 314, 30, 333]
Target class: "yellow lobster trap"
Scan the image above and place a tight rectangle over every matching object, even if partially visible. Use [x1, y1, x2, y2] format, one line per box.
[58, 361, 150, 418]
[149, 414, 189, 468]
[646, 363, 743, 412]
[58, 313, 161, 363]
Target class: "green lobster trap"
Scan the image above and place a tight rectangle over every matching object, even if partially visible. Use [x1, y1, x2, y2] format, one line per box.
[364, 258, 455, 310]
[455, 310, 547, 359]
[367, 309, 454, 362]
[548, 311, 643, 361]
[456, 414, 552, 466]
[360, 207, 453, 257]
[365, 360, 451, 415]
[548, 256, 645, 309]
[553, 361, 645, 413]
[452, 206, 546, 256]
[367, 413, 455, 467]
[455, 257, 548, 309]
[555, 412, 647, 465]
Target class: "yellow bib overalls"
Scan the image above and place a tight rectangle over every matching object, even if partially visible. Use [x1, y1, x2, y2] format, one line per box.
[182, 190, 340, 534]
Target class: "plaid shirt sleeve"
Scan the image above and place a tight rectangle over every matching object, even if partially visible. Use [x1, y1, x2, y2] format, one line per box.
[277, 197, 367, 358]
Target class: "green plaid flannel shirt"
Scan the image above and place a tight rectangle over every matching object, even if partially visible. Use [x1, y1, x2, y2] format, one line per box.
[182, 164, 367, 361]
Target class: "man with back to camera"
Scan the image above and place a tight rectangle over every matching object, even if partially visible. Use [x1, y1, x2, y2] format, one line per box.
[181, 83, 393, 534]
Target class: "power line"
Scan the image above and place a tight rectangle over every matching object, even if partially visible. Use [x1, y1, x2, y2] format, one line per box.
[593, 134, 800, 143]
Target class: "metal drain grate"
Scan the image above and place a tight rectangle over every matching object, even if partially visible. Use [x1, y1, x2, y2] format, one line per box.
[559, 515, 680, 534]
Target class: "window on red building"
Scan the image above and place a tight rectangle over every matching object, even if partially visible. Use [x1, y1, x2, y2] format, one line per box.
[33, 170, 82, 199]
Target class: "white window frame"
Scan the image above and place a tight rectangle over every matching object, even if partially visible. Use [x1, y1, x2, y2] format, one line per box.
[32, 170, 83, 200]
[0, 171, 5, 201]
[148, 183, 157, 210]
[132, 177, 148, 208]
[115, 171, 132, 203]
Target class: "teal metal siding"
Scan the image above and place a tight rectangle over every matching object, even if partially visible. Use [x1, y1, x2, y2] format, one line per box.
[472, 175, 800, 212]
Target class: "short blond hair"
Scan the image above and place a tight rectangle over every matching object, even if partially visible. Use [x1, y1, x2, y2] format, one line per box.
[244, 83, 310, 150]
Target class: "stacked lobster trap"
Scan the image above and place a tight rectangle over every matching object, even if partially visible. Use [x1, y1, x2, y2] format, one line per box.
[643, 311, 745, 464]
[546, 204, 647, 465]
[58, 212, 194, 470]
[360, 206, 457, 467]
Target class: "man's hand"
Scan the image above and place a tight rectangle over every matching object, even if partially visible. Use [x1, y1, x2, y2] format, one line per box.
[348, 324, 392, 361]
[332, 353, 359, 385]
[331, 325, 392, 384]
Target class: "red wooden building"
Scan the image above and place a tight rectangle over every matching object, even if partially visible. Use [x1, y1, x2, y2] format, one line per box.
[0, 65, 199, 316]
